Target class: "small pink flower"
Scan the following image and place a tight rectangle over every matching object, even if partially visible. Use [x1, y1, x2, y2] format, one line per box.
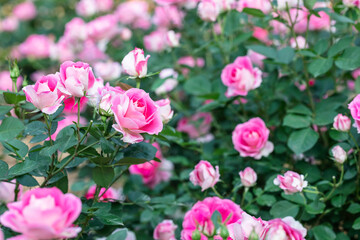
[0, 71, 23, 91]
[18, 34, 53, 59]
[177, 56, 205, 75]
[228, 212, 267, 239]
[23, 73, 66, 114]
[13, 1, 37, 21]
[252, 27, 271, 45]
[115, 1, 151, 30]
[221, 56, 262, 97]
[95, 0, 114, 12]
[332, 145, 347, 164]
[122, 48, 150, 78]
[198, 0, 220, 22]
[155, 68, 178, 95]
[144, 30, 167, 52]
[0, 180, 23, 203]
[155, 0, 185, 6]
[290, 36, 308, 49]
[94, 61, 122, 81]
[239, 167, 257, 187]
[0, 187, 82, 239]
[1, 16, 19, 32]
[86, 14, 118, 42]
[153, 6, 184, 28]
[190, 160, 220, 191]
[111, 88, 163, 143]
[333, 114, 351, 132]
[156, 98, 174, 123]
[85, 185, 119, 202]
[166, 30, 181, 48]
[352, 68, 360, 79]
[97, 84, 125, 115]
[232, 118, 273, 159]
[348, 94, 360, 133]
[273, 171, 308, 194]
[263, 217, 307, 240]
[247, 50, 265, 68]
[309, 4, 331, 31]
[76, 0, 97, 16]
[177, 112, 212, 139]
[154, 220, 177, 240]
[120, 27, 132, 40]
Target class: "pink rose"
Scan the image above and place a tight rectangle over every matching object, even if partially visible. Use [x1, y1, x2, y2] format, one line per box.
[343, 0, 360, 8]
[287, 8, 308, 33]
[144, 30, 167, 52]
[76, 0, 97, 16]
[221, 56, 262, 97]
[50, 114, 87, 140]
[1, 17, 19, 32]
[18, 34, 53, 59]
[237, 0, 271, 13]
[189, 160, 220, 191]
[290, 36, 308, 49]
[23, 73, 66, 115]
[95, 0, 114, 12]
[13, 1, 37, 21]
[59, 61, 96, 97]
[87, 77, 105, 106]
[155, 68, 178, 95]
[263, 217, 307, 240]
[64, 18, 88, 41]
[97, 83, 125, 115]
[252, 27, 271, 45]
[348, 94, 360, 132]
[0, 71, 23, 91]
[333, 114, 351, 132]
[197, 0, 220, 22]
[177, 56, 205, 75]
[85, 185, 119, 202]
[155, 0, 185, 6]
[115, 1, 151, 30]
[0, 180, 23, 203]
[239, 167, 257, 187]
[166, 30, 181, 48]
[309, 4, 332, 31]
[0, 187, 82, 239]
[181, 197, 243, 240]
[111, 88, 163, 143]
[247, 50, 265, 68]
[0, 229, 3, 240]
[332, 145, 347, 164]
[76, 39, 108, 63]
[156, 98, 174, 123]
[232, 118, 273, 159]
[154, 220, 177, 240]
[352, 68, 360, 79]
[228, 212, 267, 240]
[120, 28, 132, 40]
[129, 143, 173, 188]
[273, 171, 308, 194]
[177, 112, 212, 139]
[153, 6, 184, 28]
[94, 61, 122, 81]
[87, 14, 118, 42]
[121, 48, 150, 78]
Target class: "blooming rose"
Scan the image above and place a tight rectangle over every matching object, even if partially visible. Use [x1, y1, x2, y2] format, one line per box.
[18, 34, 53, 59]
[239, 167, 257, 187]
[332, 145, 347, 164]
[155, 68, 179, 95]
[156, 98, 174, 123]
[115, 1, 151, 30]
[273, 171, 308, 194]
[247, 50, 266, 68]
[221, 56, 262, 97]
[333, 114, 351, 132]
[85, 185, 120, 202]
[0, 71, 23, 91]
[0, 187, 82, 239]
[0, 180, 23, 203]
[198, 0, 220, 22]
[154, 220, 177, 240]
[97, 84, 125, 115]
[153, 6, 184, 28]
[177, 112, 212, 139]
[23, 73, 66, 114]
[94, 61, 122, 81]
[59, 61, 96, 97]
[263, 217, 307, 240]
[144, 30, 167, 52]
[232, 118, 273, 159]
[122, 48, 150, 78]
[13, 1, 37, 21]
[181, 197, 243, 240]
[190, 160, 220, 191]
[111, 88, 163, 143]
[86, 14, 118, 42]
[87, 77, 105, 106]
[228, 212, 267, 240]
[348, 94, 360, 132]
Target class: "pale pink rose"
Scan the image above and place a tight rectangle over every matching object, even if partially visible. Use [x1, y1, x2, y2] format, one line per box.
[129, 143, 173, 188]
[263, 217, 306, 240]
[87, 77, 105, 106]
[217, 0, 236, 11]
[0, 187, 82, 239]
[97, 83, 124, 115]
[144, 30, 167, 52]
[247, 50, 265, 68]
[177, 112, 212, 139]
[18, 34, 53, 59]
[237, 0, 271, 13]
[50, 37, 76, 62]
[1, 17, 19, 32]
[228, 212, 267, 240]
[273, 171, 308, 194]
[111, 88, 163, 143]
[277, 0, 303, 9]
[154, 220, 177, 240]
[343, 0, 360, 8]
[50, 114, 87, 140]
[94, 61, 122, 81]
[156, 98, 174, 123]
[23, 73, 66, 115]
[252, 27, 271, 45]
[64, 18, 88, 41]
[181, 197, 243, 240]
[239, 167, 257, 187]
[333, 114, 351, 132]
[232, 118, 273, 159]
[221, 56, 262, 97]
[13, 1, 37, 21]
[198, 0, 220, 22]
[348, 94, 360, 133]
[166, 30, 181, 48]
[153, 6, 184, 28]
[332, 145, 347, 164]
[352, 68, 360, 79]
[177, 56, 205, 75]
[59, 61, 96, 97]
[185, 0, 201, 8]
[95, 0, 114, 12]
[76, 39, 108, 64]
[0, 71, 23, 91]
[155, 68, 179, 95]
[115, 1, 151, 30]
[0, 180, 23, 203]
[122, 48, 150, 78]
[85, 185, 119, 202]
[190, 160, 220, 191]
[76, 0, 97, 16]
[270, 19, 288, 36]
[63, 96, 88, 114]
[120, 27, 132, 40]
[87, 14, 118, 42]
[309, 11, 331, 31]
[290, 36, 308, 49]
[155, 0, 185, 5]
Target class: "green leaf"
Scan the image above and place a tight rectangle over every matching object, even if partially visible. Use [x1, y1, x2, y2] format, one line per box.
[353, 217, 360, 230]
[330, 12, 354, 23]
[8, 160, 40, 177]
[335, 47, 360, 70]
[140, 209, 153, 222]
[248, 45, 277, 59]
[314, 39, 330, 55]
[313, 109, 338, 126]
[0, 160, 9, 179]
[242, 7, 265, 17]
[356, 77, 360, 94]
[211, 210, 222, 231]
[304, 0, 317, 9]
[3, 92, 26, 104]
[347, 203, 360, 214]
[123, 142, 157, 160]
[305, 201, 325, 214]
[308, 58, 333, 77]
[92, 166, 114, 187]
[89, 156, 112, 165]
[270, 200, 299, 218]
[256, 194, 276, 207]
[0, 117, 25, 141]
[3, 139, 29, 158]
[55, 127, 78, 152]
[283, 114, 311, 129]
[224, 10, 242, 35]
[331, 195, 346, 208]
[97, 213, 123, 225]
[328, 37, 353, 57]
[24, 121, 47, 136]
[287, 128, 319, 154]
[184, 74, 212, 96]
[276, 47, 295, 64]
[107, 229, 128, 240]
[16, 174, 39, 187]
[287, 104, 312, 116]
[0, 106, 13, 116]
[312, 225, 336, 240]
[116, 157, 147, 166]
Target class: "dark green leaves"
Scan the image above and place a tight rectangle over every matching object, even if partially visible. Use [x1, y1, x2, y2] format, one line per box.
[92, 166, 114, 187]
[242, 8, 265, 18]
[3, 92, 26, 104]
[335, 47, 360, 70]
[308, 58, 333, 77]
[0, 117, 25, 141]
[184, 74, 212, 96]
[270, 200, 299, 218]
[312, 225, 336, 240]
[283, 114, 311, 129]
[288, 128, 319, 154]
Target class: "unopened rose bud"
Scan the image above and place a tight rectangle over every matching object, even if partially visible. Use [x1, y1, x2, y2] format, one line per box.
[333, 114, 351, 132]
[332, 145, 347, 164]
[9, 60, 20, 81]
[192, 230, 201, 240]
[220, 225, 229, 239]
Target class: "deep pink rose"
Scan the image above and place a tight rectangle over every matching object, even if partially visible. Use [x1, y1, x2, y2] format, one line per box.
[263, 217, 307, 240]
[348, 94, 360, 132]
[177, 112, 212, 139]
[190, 160, 220, 191]
[85, 185, 119, 202]
[122, 48, 150, 78]
[221, 56, 262, 97]
[181, 197, 243, 240]
[0, 71, 23, 91]
[111, 88, 163, 143]
[333, 114, 351, 132]
[239, 167, 257, 187]
[23, 73, 66, 115]
[273, 171, 308, 194]
[63, 96, 88, 114]
[252, 27, 271, 45]
[154, 220, 177, 240]
[232, 118, 273, 159]
[0, 187, 82, 239]
[13, 1, 37, 21]
[18, 34, 53, 59]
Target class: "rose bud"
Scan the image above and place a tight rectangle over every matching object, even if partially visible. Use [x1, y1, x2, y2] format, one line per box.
[153, 220, 177, 240]
[239, 167, 257, 187]
[197, 0, 220, 22]
[333, 114, 351, 132]
[331, 145, 347, 164]
[166, 30, 180, 48]
[121, 48, 150, 78]
[189, 160, 220, 191]
[273, 171, 308, 195]
[156, 98, 174, 123]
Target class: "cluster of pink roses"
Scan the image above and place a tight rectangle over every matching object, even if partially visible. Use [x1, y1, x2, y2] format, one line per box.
[0, 1, 36, 33]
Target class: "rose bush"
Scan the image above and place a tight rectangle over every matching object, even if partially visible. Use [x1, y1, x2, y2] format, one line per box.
[0, 0, 360, 239]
